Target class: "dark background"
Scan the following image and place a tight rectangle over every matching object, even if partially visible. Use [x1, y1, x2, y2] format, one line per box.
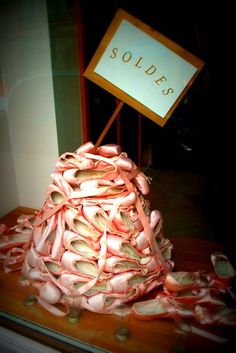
[46, 0, 234, 244]
[79, 0, 233, 237]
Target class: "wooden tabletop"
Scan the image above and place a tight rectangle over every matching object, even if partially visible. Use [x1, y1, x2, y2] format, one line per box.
[0, 207, 235, 353]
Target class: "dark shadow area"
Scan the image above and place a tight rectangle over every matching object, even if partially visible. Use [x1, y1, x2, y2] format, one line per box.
[45, 0, 234, 247]
[79, 0, 233, 245]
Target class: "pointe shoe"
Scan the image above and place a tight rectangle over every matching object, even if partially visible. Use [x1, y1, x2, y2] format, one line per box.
[87, 292, 134, 313]
[104, 256, 148, 275]
[114, 154, 133, 171]
[55, 152, 94, 172]
[63, 230, 99, 260]
[96, 144, 122, 157]
[132, 295, 194, 321]
[35, 214, 57, 255]
[59, 273, 111, 297]
[61, 251, 109, 280]
[63, 166, 118, 187]
[0, 233, 31, 251]
[46, 184, 68, 206]
[164, 271, 209, 293]
[75, 141, 95, 154]
[169, 288, 226, 306]
[61, 251, 99, 278]
[14, 214, 35, 233]
[112, 208, 142, 234]
[109, 271, 140, 293]
[81, 204, 131, 237]
[133, 172, 150, 195]
[149, 210, 164, 238]
[64, 208, 100, 241]
[38, 282, 62, 305]
[75, 279, 112, 297]
[43, 258, 67, 276]
[194, 304, 236, 326]
[106, 234, 149, 264]
[82, 205, 109, 233]
[211, 252, 235, 280]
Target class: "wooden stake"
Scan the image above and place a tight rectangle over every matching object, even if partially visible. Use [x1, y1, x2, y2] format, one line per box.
[94, 100, 124, 150]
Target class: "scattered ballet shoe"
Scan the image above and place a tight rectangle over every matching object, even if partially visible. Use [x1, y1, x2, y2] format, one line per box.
[211, 252, 236, 279]
[194, 304, 236, 326]
[132, 295, 194, 321]
[164, 271, 209, 293]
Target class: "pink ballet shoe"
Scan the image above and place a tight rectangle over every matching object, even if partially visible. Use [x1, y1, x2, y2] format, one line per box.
[133, 172, 150, 195]
[64, 208, 100, 241]
[0, 233, 31, 251]
[194, 304, 236, 326]
[164, 271, 210, 293]
[133, 230, 149, 252]
[14, 214, 35, 233]
[75, 141, 94, 154]
[132, 295, 194, 321]
[133, 211, 162, 252]
[86, 291, 134, 313]
[149, 210, 164, 238]
[82, 205, 109, 233]
[86, 292, 117, 313]
[168, 288, 225, 306]
[43, 258, 66, 276]
[112, 271, 160, 293]
[27, 246, 42, 268]
[1, 247, 26, 272]
[104, 256, 148, 274]
[158, 238, 173, 261]
[211, 252, 235, 280]
[109, 271, 140, 293]
[59, 272, 88, 291]
[38, 281, 62, 304]
[106, 234, 149, 264]
[63, 230, 99, 259]
[81, 203, 129, 238]
[60, 273, 111, 297]
[75, 279, 112, 297]
[46, 184, 68, 206]
[55, 152, 94, 172]
[61, 251, 110, 279]
[35, 214, 57, 255]
[89, 191, 137, 212]
[112, 208, 142, 234]
[96, 144, 121, 157]
[114, 154, 133, 171]
[63, 166, 118, 187]
[77, 179, 126, 199]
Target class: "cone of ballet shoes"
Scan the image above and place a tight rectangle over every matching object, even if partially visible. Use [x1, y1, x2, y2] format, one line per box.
[0, 142, 235, 326]
[0, 142, 173, 316]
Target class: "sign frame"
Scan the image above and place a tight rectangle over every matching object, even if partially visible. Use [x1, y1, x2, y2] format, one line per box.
[84, 8, 204, 127]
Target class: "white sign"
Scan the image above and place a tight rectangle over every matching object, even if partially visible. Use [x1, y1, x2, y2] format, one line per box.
[84, 9, 204, 126]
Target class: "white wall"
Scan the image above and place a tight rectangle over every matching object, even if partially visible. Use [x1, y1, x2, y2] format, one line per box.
[0, 0, 59, 216]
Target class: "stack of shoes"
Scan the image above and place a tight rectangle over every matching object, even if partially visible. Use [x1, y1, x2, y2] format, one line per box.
[0, 142, 173, 316]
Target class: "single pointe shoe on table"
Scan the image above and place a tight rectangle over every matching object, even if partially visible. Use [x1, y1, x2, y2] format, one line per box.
[132, 295, 194, 321]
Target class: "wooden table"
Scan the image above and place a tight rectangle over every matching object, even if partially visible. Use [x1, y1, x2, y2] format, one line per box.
[0, 207, 235, 353]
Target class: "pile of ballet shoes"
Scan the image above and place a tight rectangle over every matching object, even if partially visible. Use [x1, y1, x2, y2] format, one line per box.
[1, 141, 235, 326]
[133, 252, 236, 326]
[0, 142, 173, 316]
